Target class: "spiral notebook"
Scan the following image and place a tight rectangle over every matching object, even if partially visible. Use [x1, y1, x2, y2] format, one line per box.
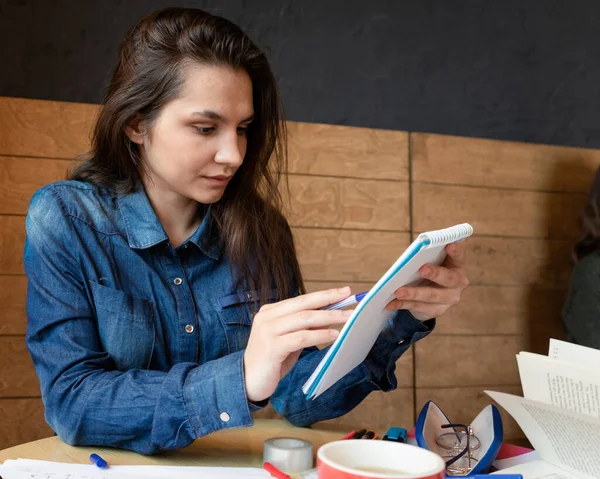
[302, 223, 473, 399]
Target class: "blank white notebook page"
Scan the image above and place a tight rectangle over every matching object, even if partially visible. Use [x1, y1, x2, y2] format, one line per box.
[302, 223, 473, 399]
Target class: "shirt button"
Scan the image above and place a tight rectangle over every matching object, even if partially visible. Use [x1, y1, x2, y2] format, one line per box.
[174, 277, 183, 285]
[246, 292, 253, 300]
[220, 412, 230, 422]
[185, 324, 194, 334]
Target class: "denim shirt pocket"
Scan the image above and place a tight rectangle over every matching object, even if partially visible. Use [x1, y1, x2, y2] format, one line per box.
[90, 281, 156, 371]
[216, 289, 279, 354]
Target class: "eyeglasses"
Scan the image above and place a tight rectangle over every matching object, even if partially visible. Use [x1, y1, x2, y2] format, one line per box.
[435, 423, 480, 476]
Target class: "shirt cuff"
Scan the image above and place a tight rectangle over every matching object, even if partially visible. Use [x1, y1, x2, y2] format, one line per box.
[183, 350, 254, 437]
[363, 310, 435, 391]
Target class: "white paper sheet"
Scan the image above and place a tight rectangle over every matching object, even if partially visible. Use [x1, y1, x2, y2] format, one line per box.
[492, 459, 583, 479]
[303, 223, 473, 398]
[493, 450, 541, 470]
[485, 391, 600, 479]
[516, 352, 600, 418]
[549, 339, 600, 365]
[0, 459, 270, 479]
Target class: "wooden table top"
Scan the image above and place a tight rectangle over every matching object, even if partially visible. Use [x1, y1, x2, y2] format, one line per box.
[0, 419, 345, 477]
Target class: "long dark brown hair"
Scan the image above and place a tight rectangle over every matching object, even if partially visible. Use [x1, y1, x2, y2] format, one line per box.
[71, 7, 305, 303]
[573, 166, 600, 262]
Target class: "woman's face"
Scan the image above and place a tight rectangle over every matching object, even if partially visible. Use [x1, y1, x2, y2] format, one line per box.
[129, 62, 254, 205]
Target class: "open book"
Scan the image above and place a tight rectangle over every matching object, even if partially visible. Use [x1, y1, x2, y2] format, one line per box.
[486, 339, 600, 479]
[303, 223, 473, 399]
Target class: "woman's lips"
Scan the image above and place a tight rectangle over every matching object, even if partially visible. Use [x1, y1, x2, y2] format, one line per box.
[203, 175, 232, 186]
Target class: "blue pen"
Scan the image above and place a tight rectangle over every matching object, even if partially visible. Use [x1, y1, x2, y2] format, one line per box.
[472, 475, 523, 479]
[322, 291, 369, 310]
[89, 453, 107, 468]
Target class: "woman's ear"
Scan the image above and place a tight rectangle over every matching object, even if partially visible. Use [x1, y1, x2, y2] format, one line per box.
[125, 117, 146, 145]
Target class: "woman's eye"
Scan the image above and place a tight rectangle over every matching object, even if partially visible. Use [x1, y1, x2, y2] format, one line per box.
[237, 127, 248, 136]
[194, 126, 215, 135]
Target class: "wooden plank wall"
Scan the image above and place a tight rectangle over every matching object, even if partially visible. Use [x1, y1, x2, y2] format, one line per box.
[411, 133, 600, 441]
[0, 98, 96, 449]
[284, 123, 414, 433]
[0, 97, 413, 448]
[1, 96, 599, 450]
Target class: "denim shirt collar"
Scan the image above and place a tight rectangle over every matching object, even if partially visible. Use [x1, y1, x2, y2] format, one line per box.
[187, 206, 223, 260]
[117, 185, 223, 260]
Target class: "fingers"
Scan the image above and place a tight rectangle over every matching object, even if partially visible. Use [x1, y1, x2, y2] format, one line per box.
[444, 242, 466, 269]
[386, 298, 448, 318]
[393, 285, 461, 306]
[259, 287, 352, 317]
[419, 262, 469, 289]
[276, 328, 341, 355]
[386, 285, 460, 313]
[271, 309, 353, 336]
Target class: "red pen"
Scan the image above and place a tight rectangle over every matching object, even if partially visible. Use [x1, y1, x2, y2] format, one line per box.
[341, 429, 357, 440]
[263, 461, 292, 479]
[349, 428, 367, 439]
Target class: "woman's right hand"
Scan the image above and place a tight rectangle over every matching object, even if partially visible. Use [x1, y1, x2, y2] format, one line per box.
[243, 287, 354, 403]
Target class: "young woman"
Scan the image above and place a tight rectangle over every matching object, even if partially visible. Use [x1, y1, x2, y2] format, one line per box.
[24, 7, 469, 454]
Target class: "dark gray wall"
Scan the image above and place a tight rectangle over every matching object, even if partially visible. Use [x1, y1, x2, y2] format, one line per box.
[1, 0, 599, 147]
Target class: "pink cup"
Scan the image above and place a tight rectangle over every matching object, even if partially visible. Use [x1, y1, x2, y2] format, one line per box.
[317, 440, 446, 479]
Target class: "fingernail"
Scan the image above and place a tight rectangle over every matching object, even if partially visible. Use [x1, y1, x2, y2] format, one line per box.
[421, 266, 431, 276]
[329, 329, 340, 338]
[338, 286, 350, 294]
[343, 309, 353, 317]
[396, 289, 405, 299]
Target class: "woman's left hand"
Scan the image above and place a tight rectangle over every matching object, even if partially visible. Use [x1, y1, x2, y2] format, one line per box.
[386, 242, 469, 321]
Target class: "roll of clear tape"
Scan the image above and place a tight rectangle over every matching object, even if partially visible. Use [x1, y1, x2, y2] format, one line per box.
[263, 437, 314, 473]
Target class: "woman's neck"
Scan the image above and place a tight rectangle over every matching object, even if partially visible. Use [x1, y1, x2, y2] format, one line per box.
[143, 182, 203, 248]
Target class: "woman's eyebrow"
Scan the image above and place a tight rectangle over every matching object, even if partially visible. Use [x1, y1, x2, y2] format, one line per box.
[190, 110, 254, 123]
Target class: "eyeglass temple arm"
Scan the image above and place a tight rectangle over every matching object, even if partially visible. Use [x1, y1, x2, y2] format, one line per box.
[440, 423, 470, 468]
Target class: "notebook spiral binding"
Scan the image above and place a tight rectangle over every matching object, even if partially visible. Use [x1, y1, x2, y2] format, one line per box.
[421, 223, 473, 247]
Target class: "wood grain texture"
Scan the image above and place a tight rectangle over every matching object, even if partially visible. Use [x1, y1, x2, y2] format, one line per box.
[434, 284, 567, 338]
[415, 386, 525, 440]
[284, 175, 409, 231]
[415, 335, 525, 388]
[412, 132, 600, 192]
[0, 275, 28, 335]
[413, 182, 585, 240]
[293, 228, 411, 282]
[0, 398, 53, 451]
[0, 215, 26, 275]
[0, 97, 97, 159]
[317, 387, 414, 436]
[0, 420, 343, 473]
[463, 236, 572, 287]
[287, 122, 409, 180]
[0, 97, 588, 448]
[0, 336, 40, 397]
[0, 156, 71, 215]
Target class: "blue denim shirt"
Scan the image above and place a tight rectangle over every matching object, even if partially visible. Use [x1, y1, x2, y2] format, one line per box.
[24, 181, 434, 454]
